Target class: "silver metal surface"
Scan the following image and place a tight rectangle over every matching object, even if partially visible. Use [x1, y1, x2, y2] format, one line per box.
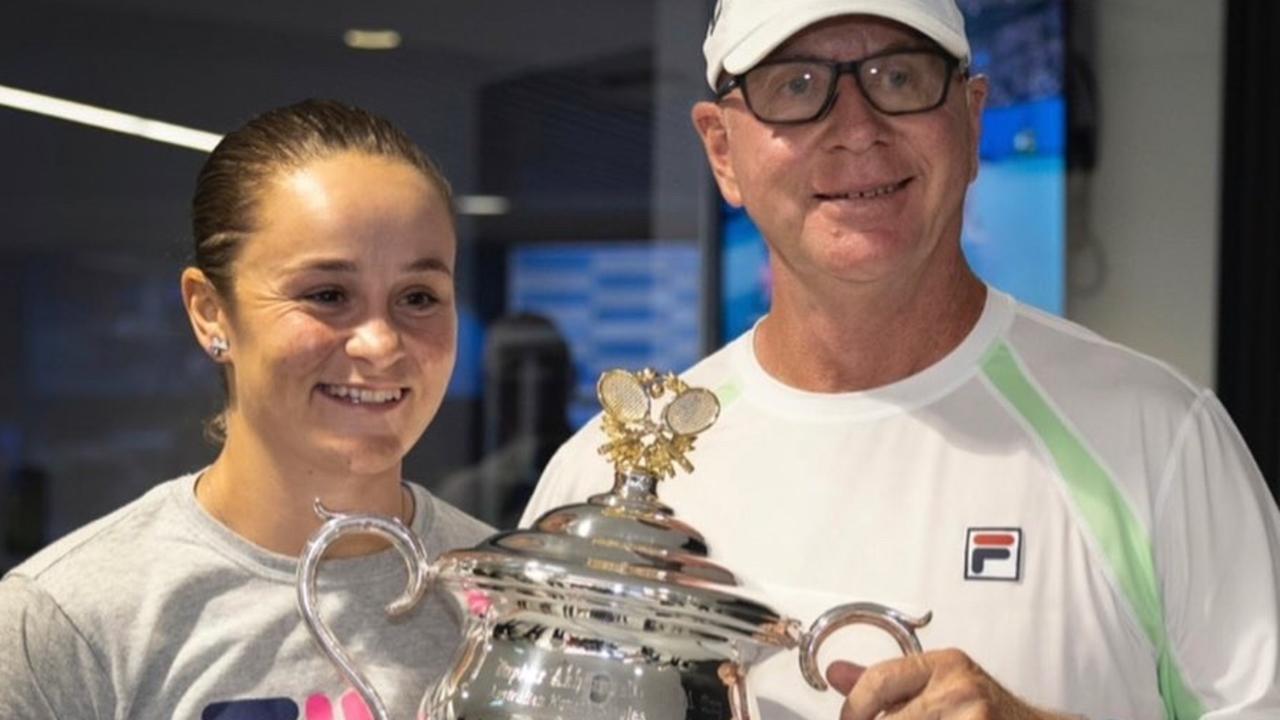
[294, 369, 934, 719]
[798, 602, 931, 690]
[418, 614, 762, 719]
[296, 500, 433, 720]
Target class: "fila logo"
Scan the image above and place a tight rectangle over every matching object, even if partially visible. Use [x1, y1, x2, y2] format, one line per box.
[965, 528, 1022, 581]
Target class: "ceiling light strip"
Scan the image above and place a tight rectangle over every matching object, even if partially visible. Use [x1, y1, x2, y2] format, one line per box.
[0, 83, 222, 152]
[0, 83, 508, 215]
[455, 195, 511, 216]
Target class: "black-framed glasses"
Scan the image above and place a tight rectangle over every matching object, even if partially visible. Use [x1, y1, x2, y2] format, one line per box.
[717, 48, 961, 124]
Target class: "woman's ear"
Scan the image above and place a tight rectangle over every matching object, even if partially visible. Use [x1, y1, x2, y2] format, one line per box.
[181, 267, 230, 361]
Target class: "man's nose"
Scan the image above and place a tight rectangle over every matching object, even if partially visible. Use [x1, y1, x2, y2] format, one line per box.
[820, 73, 884, 150]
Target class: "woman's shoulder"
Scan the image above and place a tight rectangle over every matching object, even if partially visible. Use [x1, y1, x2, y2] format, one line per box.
[0, 570, 116, 717]
[2, 476, 196, 614]
[10, 479, 187, 574]
[407, 482, 495, 552]
[0, 476, 202, 681]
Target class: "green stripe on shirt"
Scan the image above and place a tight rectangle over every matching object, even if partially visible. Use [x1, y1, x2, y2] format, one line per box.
[715, 379, 743, 408]
[981, 341, 1203, 720]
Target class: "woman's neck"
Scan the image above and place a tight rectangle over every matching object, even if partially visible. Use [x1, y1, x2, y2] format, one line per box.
[194, 428, 411, 558]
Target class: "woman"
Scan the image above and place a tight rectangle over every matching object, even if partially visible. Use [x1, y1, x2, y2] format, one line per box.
[0, 99, 492, 718]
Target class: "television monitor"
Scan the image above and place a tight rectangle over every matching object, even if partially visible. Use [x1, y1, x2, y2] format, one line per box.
[506, 242, 702, 427]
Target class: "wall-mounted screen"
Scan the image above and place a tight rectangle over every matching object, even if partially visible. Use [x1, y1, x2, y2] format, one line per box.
[507, 242, 702, 427]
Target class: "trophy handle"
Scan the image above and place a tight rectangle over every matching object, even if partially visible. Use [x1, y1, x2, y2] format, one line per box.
[718, 662, 755, 720]
[296, 500, 435, 720]
[797, 602, 932, 691]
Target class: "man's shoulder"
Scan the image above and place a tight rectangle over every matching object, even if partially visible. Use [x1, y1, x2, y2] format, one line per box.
[1004, 300, 1203, 411]
[682, 332, 745, 387]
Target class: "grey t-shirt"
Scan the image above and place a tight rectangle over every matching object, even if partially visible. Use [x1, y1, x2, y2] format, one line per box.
[0, 473, 493, 719]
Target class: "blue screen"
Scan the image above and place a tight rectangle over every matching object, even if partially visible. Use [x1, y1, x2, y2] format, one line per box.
[507, 242, 702, 427]
[722, 0, 1066, 340]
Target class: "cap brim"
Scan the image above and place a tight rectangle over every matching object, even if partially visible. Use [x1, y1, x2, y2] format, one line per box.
[718, 0, 970, 85]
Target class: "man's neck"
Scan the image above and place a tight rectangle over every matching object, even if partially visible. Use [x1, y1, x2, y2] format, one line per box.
[755, 262, 987, 393]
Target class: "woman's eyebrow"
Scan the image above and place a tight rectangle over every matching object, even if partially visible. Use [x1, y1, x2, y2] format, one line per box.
[278, 256, 452, 276]
[404, 257, 452, 276]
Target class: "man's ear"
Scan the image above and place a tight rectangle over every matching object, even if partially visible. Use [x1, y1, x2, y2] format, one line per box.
[963, 74, 990, 183]
[691, 100, 744, 207]
[180, 267, 230, 360]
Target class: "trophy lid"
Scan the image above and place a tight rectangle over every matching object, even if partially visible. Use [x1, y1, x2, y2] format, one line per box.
[434, 369, 799, 654]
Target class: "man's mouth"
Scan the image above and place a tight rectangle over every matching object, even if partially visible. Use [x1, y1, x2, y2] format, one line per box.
[814, 178, 912, 201]
[317, 383, 407, 405]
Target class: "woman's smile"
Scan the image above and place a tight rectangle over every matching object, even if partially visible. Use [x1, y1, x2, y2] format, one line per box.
[316, 382, 410, 407]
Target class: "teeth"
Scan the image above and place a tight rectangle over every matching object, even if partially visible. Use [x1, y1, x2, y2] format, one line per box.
[321, 384, 404, 404]
[822, 180, 906, 200]
[857, 184, 896, 198]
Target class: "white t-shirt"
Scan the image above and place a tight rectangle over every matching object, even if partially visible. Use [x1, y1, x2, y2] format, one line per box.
[522, 289, 1280, 719]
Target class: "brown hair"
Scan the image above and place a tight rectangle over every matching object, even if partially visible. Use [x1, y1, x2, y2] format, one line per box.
[190, 98, 453, 441]
[192, 98, 452, 300]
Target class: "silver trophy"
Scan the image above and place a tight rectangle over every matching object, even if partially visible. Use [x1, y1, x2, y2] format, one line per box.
[297, 368, 930, 719]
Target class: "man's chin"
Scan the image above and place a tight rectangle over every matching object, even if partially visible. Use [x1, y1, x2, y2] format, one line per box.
[803, 236, 920, 282]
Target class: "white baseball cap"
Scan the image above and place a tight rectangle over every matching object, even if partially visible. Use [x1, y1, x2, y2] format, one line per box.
[703, 0, 971, 90]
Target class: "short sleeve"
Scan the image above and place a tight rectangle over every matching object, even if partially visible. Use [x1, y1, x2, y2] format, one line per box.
[1153, 392, 1280, 717]
[0, 574, 115, 719]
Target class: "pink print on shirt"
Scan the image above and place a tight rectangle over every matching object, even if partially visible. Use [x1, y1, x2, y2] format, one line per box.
[201, 689, 372, 719]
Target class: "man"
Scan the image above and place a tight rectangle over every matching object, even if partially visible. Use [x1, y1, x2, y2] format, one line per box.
[522, 1, 1280, 718]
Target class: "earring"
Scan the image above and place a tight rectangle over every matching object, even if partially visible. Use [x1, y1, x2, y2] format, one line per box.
[210, 336, 229, 358]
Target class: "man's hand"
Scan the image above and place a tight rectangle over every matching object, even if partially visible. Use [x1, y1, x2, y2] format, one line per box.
[826, 649, 1078, 720]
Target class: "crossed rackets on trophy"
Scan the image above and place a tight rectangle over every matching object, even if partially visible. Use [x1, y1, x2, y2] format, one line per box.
[596, 368, 722, 480]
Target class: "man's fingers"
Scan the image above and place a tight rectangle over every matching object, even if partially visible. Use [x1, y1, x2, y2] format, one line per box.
[839, 655, 933, 720]
[834, 649, 1066, 720]
[825, 660, 865, 695]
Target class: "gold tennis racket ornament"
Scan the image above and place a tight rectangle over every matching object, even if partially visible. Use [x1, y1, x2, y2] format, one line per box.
[596, 368, 721, 479]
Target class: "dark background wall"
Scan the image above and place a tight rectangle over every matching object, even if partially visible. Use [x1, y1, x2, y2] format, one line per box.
[1217, 0, 1280, 496]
